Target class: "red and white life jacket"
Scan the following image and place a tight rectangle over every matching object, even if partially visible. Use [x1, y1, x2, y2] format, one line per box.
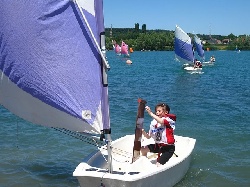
[149, 114, 176, 144]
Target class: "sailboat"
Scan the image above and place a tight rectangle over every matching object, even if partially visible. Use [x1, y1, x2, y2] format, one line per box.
[194, 34, 205, 61]
[121, 41, 130, 57]
[194, 34, 214, 65]
[174, 25, 202, 71]
[112, 40, 121, 55]
[115, 44, 121, 55]
[0, 1, 196, 187]
[194, 34, 215, 66]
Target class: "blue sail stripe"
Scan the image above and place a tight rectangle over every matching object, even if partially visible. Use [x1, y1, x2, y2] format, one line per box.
[174, 25, 194, 64]
[194, 35, 205, 58]
[174, 38, 194, 63]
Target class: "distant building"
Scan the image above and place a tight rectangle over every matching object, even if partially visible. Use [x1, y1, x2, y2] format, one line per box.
[207, 37, 221, 44]
[222, 39, 230, 44]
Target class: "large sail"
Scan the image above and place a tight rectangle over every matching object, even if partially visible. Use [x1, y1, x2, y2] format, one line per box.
[121, 41, 129, 55]
[0, 0, 110, 134]
[115, 44, 121, 54]
[194, 34, 205, 59]
[174, 25, 194, 64]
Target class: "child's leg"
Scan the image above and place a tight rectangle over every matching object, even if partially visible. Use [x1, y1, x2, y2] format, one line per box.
[158, 145, 175, 165]
[141, 145, 150, 156]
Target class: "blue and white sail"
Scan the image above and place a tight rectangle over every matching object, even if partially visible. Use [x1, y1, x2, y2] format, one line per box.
[174, 25, 194, 64]
[194, 34, 205, 60]
[0, 0, 110, 135]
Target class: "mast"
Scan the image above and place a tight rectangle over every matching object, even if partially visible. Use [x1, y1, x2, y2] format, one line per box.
[132, 99, 147, 162]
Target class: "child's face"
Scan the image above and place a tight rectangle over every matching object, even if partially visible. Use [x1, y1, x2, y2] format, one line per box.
[155, 106, 165, 117]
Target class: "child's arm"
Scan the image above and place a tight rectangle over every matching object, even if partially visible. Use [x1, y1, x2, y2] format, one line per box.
[142, 129, 150, 139]
[145, 106, 164, 124]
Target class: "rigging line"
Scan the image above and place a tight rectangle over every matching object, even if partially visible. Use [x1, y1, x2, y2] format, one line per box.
[53, 128, 133, 158]
[112, 157, 131, 163]
[112, 147, 133, 157]
[96, 146, 133, 159]
[97, 145, 132, 159]
[111, 149, 132, 159]
[52, 128, 105, 147]
[53, 128, 133, 159]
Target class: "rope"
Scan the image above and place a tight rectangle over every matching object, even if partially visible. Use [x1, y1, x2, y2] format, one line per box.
[52, 128, 133, 161]
[52, 127, 105, 147]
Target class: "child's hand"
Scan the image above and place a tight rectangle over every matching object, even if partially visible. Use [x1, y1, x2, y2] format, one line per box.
[142, 128, 149, 139]
[145, 106, 151, 113]
[142, 129, 146, 136]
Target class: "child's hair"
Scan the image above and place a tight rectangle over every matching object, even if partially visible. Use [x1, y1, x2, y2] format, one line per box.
[155, 103, 170, 113]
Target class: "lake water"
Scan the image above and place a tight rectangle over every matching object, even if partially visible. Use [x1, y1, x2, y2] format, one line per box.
[0, 50, 249, 187]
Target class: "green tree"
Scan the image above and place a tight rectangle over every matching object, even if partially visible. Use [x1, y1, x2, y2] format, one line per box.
[135, 23, 139, 32]
[105, 26, 250, 51]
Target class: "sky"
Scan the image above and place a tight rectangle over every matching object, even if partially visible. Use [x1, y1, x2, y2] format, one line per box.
[103, 0, 250, 36]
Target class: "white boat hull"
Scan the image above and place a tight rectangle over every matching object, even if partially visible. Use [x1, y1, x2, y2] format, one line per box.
[73, 134, 196, 187]
[184, 66, 202, 71]
[202, 61, 215, 66]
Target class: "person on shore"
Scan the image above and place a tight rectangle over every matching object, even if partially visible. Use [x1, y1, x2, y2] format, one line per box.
[141, 103, 175, 166]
